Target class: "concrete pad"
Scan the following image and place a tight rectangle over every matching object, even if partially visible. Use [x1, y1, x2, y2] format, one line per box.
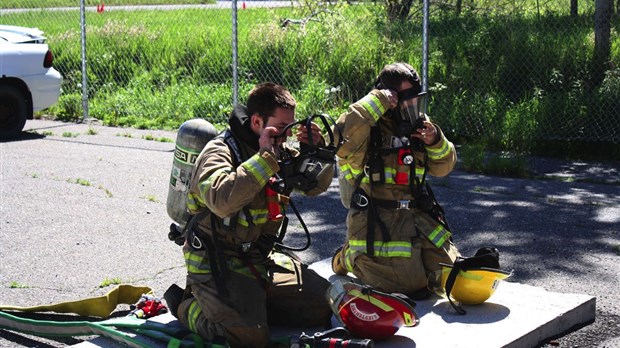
[70, 258, 595, 347]
[309, 258, 596, 348]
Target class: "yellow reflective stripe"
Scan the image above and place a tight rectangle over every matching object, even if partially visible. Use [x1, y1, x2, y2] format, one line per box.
[427, 139, 452, 160]
[359, 94, 386, 121]
[236, 209, 269, 227]
[403, 311, 415, 326]
[348, 289, 394, 312]
[344, 246, 354, 272]
[428, 225, 451, 248]
[204, 167, 233, 189]
[272, 252, 295, 272]
[228, 257, 268, 279]
[349, 240, 412, 257]
[338, 163, 357, 180]
[187, 299, 201, 333]
[186, 167, 232, 213]
[186, 193, 202, 213]
[184, 252, 211, 274]
[338, 163, 363, 181]
[242, 153, 272, 187]
[442, 267, 484, 281]
[360, 166, 425, 184]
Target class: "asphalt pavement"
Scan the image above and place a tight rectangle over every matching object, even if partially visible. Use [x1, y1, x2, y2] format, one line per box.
[1, 119, 618, 347]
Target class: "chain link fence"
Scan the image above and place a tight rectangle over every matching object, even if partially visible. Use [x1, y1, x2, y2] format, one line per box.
[2, 0, 619, 150]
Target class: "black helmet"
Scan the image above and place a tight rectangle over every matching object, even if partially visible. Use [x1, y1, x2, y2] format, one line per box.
[375, 62, 422, 96]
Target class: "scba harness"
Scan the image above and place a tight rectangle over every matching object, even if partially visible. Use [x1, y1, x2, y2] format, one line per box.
[184, 114, 342, 296]
[346, 120, 452, 256]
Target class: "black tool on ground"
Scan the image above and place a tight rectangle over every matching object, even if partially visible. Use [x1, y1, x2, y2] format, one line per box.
[291, 327, 375, 348]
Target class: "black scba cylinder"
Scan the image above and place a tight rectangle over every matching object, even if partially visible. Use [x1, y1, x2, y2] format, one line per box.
[166, 119, 218, 232]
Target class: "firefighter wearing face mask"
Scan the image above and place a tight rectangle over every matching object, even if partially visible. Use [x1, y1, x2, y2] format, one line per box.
[332, 62, 461, 299]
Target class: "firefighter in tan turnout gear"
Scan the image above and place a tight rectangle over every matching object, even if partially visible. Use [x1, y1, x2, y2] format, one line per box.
[332, 62, 461, 299]
[174, 83, 333, 347]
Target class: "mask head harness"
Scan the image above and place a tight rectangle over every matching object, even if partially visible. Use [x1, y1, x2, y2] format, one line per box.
[272, 113, 343, 193]
[375, 63, 428, 137]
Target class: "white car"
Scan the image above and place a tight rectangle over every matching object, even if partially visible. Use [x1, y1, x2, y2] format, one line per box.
[0, 25, 63, 139]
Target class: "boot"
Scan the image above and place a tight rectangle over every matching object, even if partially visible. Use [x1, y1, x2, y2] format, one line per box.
[163, 283, 185, 318]
[331, 247, 348, 276]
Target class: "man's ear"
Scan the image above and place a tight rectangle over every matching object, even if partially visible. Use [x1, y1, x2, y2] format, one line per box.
[250, 113, 263, 132]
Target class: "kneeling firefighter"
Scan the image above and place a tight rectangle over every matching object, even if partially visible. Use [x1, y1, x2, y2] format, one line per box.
[165, 83, 340, 347]
[331, 62, 461, 299]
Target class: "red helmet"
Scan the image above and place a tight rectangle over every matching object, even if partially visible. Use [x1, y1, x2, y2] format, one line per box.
[326, 280, 420, 341]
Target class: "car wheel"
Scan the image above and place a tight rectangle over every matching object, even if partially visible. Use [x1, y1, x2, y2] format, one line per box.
[0, 84, 29, 139]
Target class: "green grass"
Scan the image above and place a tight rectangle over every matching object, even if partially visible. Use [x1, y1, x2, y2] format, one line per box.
[3, 0, 215, 8]
[99, 277, 123, 288]
[144, 194, 159, 202]
[9, 281, 30, 289]
[69, 178, 92, 186]
[3, 1, 618, 158]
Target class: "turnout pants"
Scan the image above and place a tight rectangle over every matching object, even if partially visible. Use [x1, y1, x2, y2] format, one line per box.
[177, 252, 331, 348]
[342, 207, 460, 296]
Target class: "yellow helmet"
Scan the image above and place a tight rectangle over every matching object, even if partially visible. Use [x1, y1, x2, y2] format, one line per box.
[439, 263, 512, 305]
[434, 247, 512, 314]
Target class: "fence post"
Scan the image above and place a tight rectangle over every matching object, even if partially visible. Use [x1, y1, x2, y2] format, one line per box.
[80, 0, 89, 122]
[232, 0, 239, 105]
[421, 0, 429, 114]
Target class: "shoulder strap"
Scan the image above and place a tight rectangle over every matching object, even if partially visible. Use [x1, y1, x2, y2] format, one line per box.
[367, 125, 385, 185]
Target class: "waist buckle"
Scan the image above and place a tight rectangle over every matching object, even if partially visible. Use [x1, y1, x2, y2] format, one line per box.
[397, 200, 411, 210]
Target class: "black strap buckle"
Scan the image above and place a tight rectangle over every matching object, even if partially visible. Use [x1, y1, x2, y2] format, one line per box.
[241, 242, 252, 253]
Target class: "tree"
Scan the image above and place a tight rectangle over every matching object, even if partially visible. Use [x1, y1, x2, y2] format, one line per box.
[386, 0, 414, 21]
[570, 0, 578, 17]
[593, 0, 612, 84]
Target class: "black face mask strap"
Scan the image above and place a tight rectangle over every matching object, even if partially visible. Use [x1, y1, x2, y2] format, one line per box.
[444, 258, 467, 315]
[397, 87, 421, 101]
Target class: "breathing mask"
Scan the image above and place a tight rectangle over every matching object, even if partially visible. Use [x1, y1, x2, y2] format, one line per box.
[390, 88, 427, 136]
[272, 114, 342, 193]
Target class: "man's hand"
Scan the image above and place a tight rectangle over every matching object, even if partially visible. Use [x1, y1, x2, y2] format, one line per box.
[259, 126, 280, 154]
[411, 120, 438, 145]
[382, 89, 398, 109]
[296, 122, 323, 146]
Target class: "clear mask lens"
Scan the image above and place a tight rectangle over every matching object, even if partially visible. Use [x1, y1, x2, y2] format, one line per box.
[400, 102, 421, 127]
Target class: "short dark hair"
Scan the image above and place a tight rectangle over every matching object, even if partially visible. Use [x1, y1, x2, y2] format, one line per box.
[246, 83, 296, 123]
[376, 62, 422, 93]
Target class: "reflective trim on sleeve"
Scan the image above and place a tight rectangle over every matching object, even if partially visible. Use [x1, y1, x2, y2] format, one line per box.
[184, 252, 211, 274]
[427, 224, 451, 248]
[236, 208, 269, 227]
[426, 139, 452, 160]
[186, 193, 203, 214]
[338, 163, 363, 181]
[359, 94, 386, 121]
[186, 167, 232, 213]
[242, 153, 273, 187]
